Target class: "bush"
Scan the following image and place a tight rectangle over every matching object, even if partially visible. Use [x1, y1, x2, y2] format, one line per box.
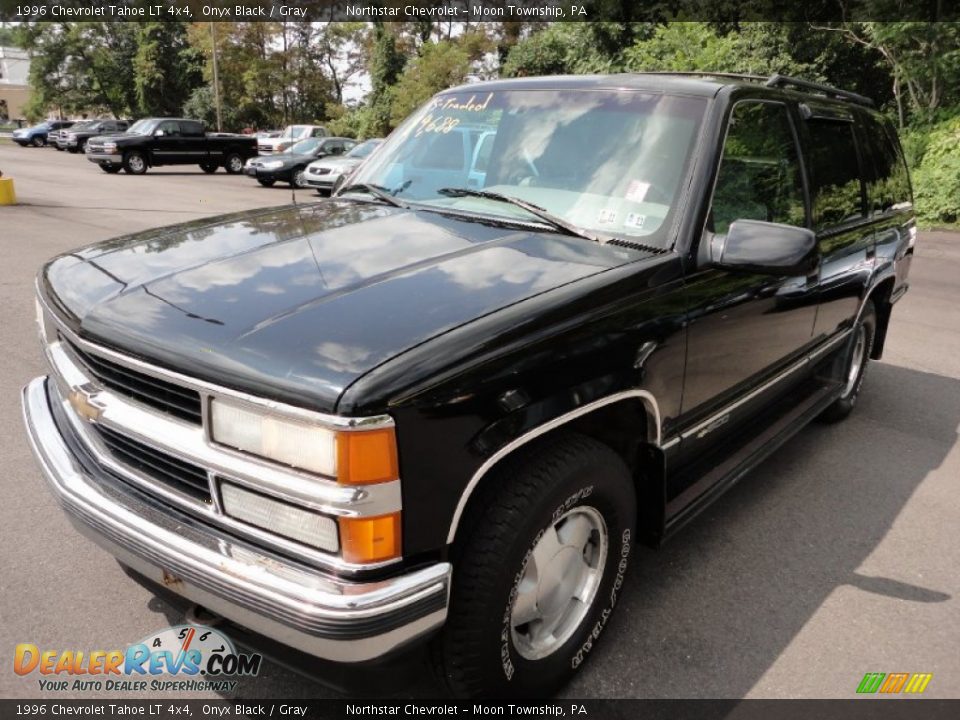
[909, 116, 960, 226]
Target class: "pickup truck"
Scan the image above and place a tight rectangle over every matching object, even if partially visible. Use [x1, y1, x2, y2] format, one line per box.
[22, 73, 914, 698]
[58, 119, 129, 153]
[85, 118, 257, 175]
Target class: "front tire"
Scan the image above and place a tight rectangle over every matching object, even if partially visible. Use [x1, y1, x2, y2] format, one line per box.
[433, 433, 636, 698]
[256, 178, 275, 187]
[200, 163, 218, 174]
[31, 136, 45, 147]
[820, 299, 876, 422]
[292, 168, 308, 188]
[123, 151, 147, 175]
[99, 163, 122, 174]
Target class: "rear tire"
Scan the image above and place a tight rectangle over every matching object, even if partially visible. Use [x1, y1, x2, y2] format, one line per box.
[819, 299, 876, 422]
[256, 178, 275, 187]
[123, 151, 147, 175]
[200, 163, 218, 174]
[224, 153, 244, 174]
[292, 168, 308, 188]
[99, 164, 122, 174]
[67, 147, 79, 154]
[433, 433, 636, 698]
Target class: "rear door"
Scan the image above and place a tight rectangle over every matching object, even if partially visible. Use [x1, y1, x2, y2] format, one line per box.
[179, 120, 211, 164]
[799, 105, 874, 342]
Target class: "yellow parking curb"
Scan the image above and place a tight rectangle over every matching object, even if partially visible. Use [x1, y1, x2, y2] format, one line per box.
[0, 176, 16, 205]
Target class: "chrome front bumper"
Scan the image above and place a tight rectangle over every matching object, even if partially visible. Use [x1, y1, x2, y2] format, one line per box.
[21, 376, 451, 663]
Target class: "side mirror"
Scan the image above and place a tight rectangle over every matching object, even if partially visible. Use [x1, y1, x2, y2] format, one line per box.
[711, 220, 818, 276]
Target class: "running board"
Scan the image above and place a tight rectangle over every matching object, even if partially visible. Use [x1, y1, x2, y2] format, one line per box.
[663, 380, 843, 540]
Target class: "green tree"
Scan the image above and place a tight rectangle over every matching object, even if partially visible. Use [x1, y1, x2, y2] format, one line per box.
[389, 40, 472, 126]
[18, 22, 139, 119]
[361, 23, 406, 137]
[133, 22, 202, 116]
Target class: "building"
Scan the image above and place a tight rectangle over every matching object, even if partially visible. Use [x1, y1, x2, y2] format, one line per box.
[0, 46, 31, 122]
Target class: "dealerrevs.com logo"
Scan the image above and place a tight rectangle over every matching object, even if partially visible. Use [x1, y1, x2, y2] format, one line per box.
[14, 625, 262, 693]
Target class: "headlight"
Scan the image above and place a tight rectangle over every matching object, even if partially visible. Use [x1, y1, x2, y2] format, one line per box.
[209, 398, 399, 485]
[261, 160, 284, 169]
[102, 141, 118, 154]
[67, 133, 77, 140]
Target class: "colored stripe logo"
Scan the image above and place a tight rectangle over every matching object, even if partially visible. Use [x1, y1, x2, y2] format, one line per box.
[857, 672, 933, 694]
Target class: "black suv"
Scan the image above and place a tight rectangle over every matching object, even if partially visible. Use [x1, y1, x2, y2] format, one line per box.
[22, 73, 913, 698]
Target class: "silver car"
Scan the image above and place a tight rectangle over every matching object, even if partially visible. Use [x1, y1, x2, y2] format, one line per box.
[303, 138, 383, 193]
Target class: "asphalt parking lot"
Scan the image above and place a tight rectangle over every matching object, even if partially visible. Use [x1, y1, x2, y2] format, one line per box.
[1, 142, 959, 701]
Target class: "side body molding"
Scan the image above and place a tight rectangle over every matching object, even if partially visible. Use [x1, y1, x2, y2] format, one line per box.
[445, 389, 662, 544]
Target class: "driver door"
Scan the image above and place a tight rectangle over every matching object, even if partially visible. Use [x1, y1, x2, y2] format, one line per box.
[669, 99, 819, 509]
[151, 120, 183, 164]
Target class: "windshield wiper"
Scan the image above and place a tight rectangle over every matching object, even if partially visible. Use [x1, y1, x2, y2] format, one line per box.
[337, 183, 409, 209]
[437, 187, 602, 243]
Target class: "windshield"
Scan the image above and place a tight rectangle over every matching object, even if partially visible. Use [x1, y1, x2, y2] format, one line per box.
[70, 122, 95, 132]
[347, 139, 382, 159]
[348, 89, 706, 244]
[127, 119, 158, 135]
[286, 137, 321, 155]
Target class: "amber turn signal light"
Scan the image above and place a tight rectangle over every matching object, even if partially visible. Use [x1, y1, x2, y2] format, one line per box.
[336, 428, 399, 485]
[339, 512, 402, 564]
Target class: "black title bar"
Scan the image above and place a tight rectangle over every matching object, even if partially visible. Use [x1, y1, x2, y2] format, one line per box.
[0, 0, 956, 23]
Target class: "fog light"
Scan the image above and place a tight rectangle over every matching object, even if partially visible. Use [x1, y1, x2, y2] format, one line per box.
[220, 482, 339, 552]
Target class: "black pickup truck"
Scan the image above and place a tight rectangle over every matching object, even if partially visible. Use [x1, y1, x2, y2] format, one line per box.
[23, 74, 913, 698]
[85, 118, 257, 174]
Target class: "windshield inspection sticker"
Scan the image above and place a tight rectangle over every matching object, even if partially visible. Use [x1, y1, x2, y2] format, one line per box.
[625, 180, 650, 203]
[624, 213, 647, 229]
[598, 209, 617, 224]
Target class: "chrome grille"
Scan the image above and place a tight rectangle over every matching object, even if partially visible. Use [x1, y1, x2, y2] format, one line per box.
[64, 338, 203, 423]
[94, 425, 212, 502]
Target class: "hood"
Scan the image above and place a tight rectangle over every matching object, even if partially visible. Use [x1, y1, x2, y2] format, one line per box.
[43, 202, 645, 412]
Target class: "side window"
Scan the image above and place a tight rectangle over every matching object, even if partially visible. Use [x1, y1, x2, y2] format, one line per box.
[805, 120, 865, 230]
[711, 101, 806, 234]
[157, 120, 180, 136]
[179, 121, 204, 137]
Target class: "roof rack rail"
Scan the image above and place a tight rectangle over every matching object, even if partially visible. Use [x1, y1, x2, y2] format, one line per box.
[632, 71, 769, 83]
[765, 74, 874, 107]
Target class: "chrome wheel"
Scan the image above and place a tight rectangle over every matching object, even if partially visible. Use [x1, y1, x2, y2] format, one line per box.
[126, 154, 145, 173]
[227, 155, 243, 173]
[510, 506, 608, 661]
[293, 169, 307, 188]
[845, 324, 867, 396]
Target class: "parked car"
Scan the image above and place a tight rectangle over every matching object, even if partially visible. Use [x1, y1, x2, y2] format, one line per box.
[84, 118, 258, 174]
[244, 136, 356, 187]
[22, 73, 914, 698]
[257, 124, 328, 154]
[303, 138, 383, 194]
[58, 119, 129, 153]
[11, 120, 74, 147]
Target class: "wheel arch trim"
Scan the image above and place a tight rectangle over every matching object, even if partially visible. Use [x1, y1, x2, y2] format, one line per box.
[445, 389, 661, 545]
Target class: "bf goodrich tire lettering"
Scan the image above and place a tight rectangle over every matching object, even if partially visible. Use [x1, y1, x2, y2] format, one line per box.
[433, 433, 636, 697]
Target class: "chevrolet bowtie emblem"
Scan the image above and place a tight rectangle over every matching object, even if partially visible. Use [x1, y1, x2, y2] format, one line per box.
[67, 385, 103, 422]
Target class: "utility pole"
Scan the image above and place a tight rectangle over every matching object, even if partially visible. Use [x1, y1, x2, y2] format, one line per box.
[210, 23, 223, 132]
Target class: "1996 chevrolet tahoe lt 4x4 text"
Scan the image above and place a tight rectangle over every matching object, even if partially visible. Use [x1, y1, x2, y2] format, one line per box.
[22, 73, 914, 697]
